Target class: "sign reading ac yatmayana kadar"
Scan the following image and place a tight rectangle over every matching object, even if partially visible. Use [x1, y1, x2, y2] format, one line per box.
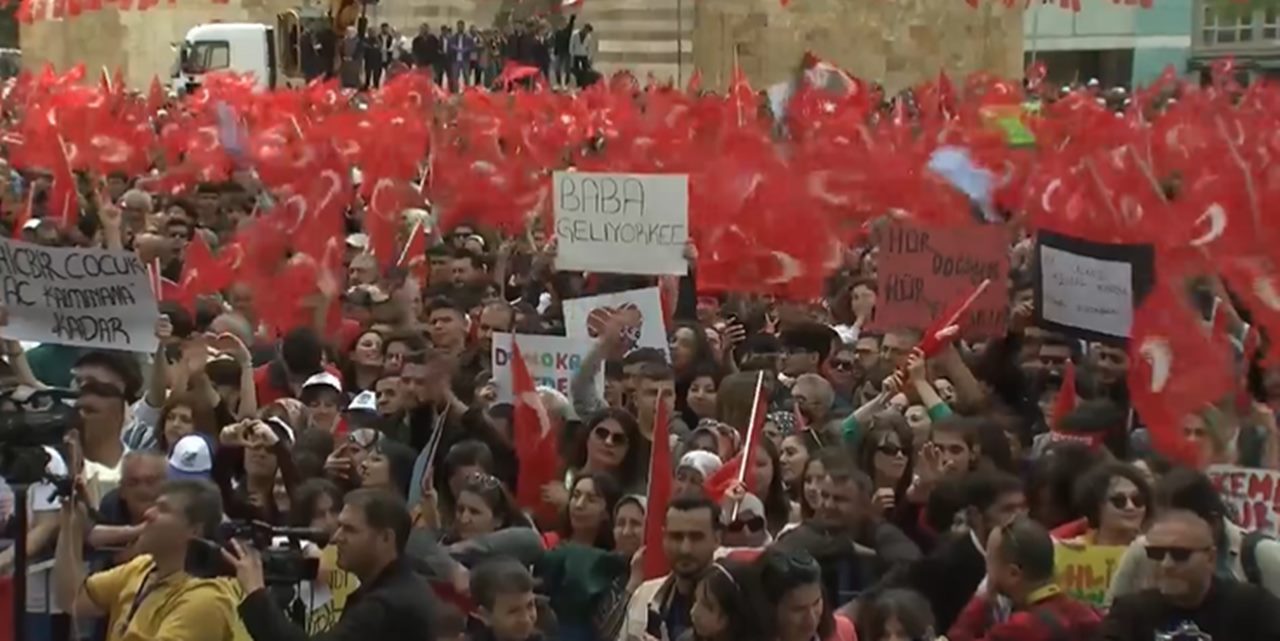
[0, 237, 159, 353]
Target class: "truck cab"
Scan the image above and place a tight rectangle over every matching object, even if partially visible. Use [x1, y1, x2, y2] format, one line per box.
[175, 22, 278, 93]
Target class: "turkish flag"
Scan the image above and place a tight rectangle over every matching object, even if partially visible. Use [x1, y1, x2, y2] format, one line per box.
[704, 373, 768, 501]
[512, 340, 562, 526]
[49, 135, 78, 228]
[643, 391, 672, 579]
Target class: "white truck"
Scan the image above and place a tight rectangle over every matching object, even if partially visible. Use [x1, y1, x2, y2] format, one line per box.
[173, 11, 329, 93]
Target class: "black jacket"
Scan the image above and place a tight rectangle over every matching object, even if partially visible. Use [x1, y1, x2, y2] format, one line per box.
[874, 530, 987, 633]
[553, 16, 576, 56]
[1102, 577, 1280, 640]
[239, 557, 438, 641]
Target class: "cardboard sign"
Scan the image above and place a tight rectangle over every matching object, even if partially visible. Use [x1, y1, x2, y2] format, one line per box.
[491, 333, 603, 417]
[303, 545, 360, 634]
[1053, 543, 1126, 606]
[873, 223, 1009, 338]
[1208, 465, 1280, 536]
[562, 287, 669, 355]
[553, 171, 689, 276]
[1034, 231, 1155, 343]
[0, 237, 159, 353]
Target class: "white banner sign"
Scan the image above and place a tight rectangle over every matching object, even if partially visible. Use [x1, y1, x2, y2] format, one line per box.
[0, 237, 159, 352]
[491, 333, 602, 417]
[562, 287, 669, 355]
[552, 171, 689, 276]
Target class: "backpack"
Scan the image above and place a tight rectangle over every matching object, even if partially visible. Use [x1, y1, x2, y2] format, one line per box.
[1241, 529, 1275, 586]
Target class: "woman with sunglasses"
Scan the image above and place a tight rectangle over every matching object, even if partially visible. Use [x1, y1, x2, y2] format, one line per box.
[566, 409, 646, 493]
[1064, 461, 1152, 547]
[857, 414, 919, 539]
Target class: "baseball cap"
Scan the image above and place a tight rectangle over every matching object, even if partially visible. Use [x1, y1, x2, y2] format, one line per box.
[677, 450, 723, 480]
[302, 372, 343, 395]
[346, 390, 377, 413]
[345, 233, 369, 250]
[168, 434, 214, 481]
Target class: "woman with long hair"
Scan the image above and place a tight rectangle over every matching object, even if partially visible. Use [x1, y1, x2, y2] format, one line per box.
[415, 439, 497, 531]
[155, 393, 218, 455]
[754, 547, 855, 641]
[690, 560, 765, 641]
[855, 412, 916, 534]
[779, 430, 824, 507]
[215, 416, 298, 524]
[670, 320, 716, 380]
[677, 361, 723, 429]
[342, 329, 385, 394]
[358, 439, 419, 498]
[448, 472, 524, 543]
[557, 472, 622, 549]
[754, 438, 796, 534]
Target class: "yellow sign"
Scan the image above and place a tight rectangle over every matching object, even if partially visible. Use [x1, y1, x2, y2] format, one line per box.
[1053, 543, 1126, 606]
[306, 545, 361, 634]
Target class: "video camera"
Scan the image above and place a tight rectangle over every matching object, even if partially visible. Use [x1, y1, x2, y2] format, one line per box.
[0, 388, 79, 486]
[217, 520, 327, 586]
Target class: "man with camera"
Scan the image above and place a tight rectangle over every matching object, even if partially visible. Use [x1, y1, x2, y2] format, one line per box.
[222, 488, 438, 641]
[52, 474, 243, 641]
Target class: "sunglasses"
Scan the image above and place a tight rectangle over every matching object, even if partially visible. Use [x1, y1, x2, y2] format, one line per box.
[1107, 493, 1146, 510]
[592, 426, 628, 446]
[876, 444, 906, 457]
[726, 516, 765, 533]
[830, 360, 855, 372]
[1144, 545, 1209, 563]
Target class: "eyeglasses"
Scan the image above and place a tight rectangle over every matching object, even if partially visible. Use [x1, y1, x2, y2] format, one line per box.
[592, 426, 628, 447]
[876, 444, 906, 457]
[726, 516, 765, 533]
[830, 360, 855, 372]
[1144, 545, 1209, 563]
[1107, 492, 1146, 510]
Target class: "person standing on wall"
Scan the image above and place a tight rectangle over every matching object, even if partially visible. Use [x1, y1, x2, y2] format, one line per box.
[569, 23, 595, 87]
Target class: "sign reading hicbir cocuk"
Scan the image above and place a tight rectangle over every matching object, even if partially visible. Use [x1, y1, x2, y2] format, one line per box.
[0, 237, 159, 352]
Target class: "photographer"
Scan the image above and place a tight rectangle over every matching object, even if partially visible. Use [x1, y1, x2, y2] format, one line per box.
[52, 475, 242, 641]
[223, 488, 438, 641]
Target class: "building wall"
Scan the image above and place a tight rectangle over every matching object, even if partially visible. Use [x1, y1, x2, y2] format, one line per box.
[21, 0, 1023, 92]
[1024, 0, 1191, 87]
[694, 0, 1023, 93]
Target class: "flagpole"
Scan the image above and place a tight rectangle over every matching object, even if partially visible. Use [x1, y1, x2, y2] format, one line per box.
[397, 220, 423, 266]
[731, 371, 766, 520]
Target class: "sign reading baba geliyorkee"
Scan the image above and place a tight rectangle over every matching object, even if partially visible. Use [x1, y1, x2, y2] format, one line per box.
[552, 171, 689, 276]
[0, 237, 159, 353]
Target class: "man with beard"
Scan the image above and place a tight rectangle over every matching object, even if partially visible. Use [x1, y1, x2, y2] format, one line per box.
[618, 494, 721, 641]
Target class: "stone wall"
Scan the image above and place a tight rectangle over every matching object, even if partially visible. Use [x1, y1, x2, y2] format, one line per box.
[693, 0, 1024, 93]
[19, 0, 1022, 92]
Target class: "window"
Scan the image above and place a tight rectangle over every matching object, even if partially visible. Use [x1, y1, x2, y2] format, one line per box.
[181, 41, 231, 74]
[1202, 5, 1254, 44]
[1265, 7, 1280, 40]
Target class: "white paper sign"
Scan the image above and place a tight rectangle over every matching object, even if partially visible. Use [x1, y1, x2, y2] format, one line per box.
[1039, 244, 1134, 339]
[562, 287, 669, 355]
[491, 333, 603, 416]
[553, 171, 689, 276]
[0, 237, 159, 352]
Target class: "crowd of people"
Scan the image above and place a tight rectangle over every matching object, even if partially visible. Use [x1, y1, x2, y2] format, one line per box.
[317, 14, 598, 92]
[1, 56, 1280, 641]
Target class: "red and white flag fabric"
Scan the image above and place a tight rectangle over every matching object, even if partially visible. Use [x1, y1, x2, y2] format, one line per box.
[511, 340, 562, 526]
[642, 391, 672, 579]
[704, 372, 768, 501]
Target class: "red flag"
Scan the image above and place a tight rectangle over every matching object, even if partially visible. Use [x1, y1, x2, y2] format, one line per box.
[1128, 284, 1234, 467]
[703, 373, 767, 501]
[658, 275, 679, 326]
[49, 135, 78, 228]
[642, 391, 672, 579]
[147, 76, 165, 114]
[916, 279, 991, 359]
[511, 340, 561, 524]
[1051, 359, 1078, 431]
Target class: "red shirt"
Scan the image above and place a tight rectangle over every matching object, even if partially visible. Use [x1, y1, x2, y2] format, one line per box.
[948, 591, 1101, 641]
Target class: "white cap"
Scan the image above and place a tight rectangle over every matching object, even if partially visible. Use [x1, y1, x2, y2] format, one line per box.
[168, 434, 214, 480]
[302, 372, 343, 394]
[677, 450, 723, 480]
[346, 233, 369, 249]
[346, 390, 377, 413]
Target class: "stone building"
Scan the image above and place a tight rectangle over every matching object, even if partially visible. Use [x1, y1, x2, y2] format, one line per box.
[20, 0, 1022, 93]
